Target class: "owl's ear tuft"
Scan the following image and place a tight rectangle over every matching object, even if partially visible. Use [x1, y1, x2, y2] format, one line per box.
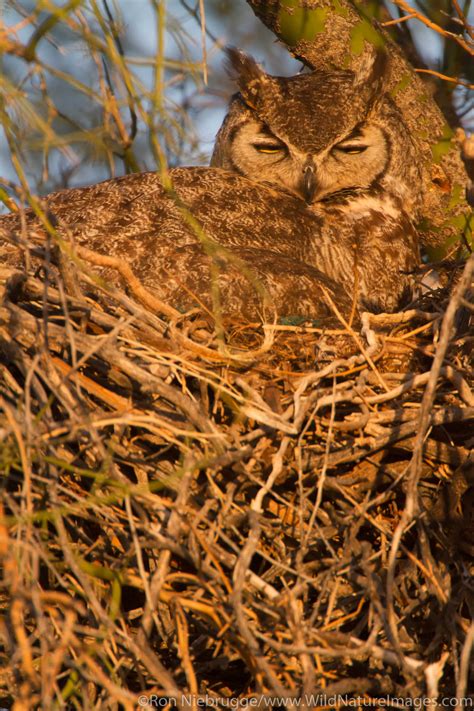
[225, 47, 265, 109]
[225, 47, 263, 83]
[353, 47, 388, 91]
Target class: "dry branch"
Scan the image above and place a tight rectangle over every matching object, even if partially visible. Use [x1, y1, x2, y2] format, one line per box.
[0, 238, 473, 703]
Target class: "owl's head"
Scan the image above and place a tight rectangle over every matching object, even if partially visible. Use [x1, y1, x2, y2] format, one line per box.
[211, 49, 420, 213]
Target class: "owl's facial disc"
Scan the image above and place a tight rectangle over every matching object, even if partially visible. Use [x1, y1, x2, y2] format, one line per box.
[227, 117, 389, 204]
[311, 124, 389, 202]
[227, 118, 306, 197]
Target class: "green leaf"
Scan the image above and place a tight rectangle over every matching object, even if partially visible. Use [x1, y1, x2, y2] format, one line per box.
[278, 1, 328, 46]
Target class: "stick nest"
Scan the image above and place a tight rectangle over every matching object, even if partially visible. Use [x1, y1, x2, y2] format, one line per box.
[0, 248, 473, 709]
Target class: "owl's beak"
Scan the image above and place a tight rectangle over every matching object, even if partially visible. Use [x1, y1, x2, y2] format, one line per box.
[302, 163, 317, 203]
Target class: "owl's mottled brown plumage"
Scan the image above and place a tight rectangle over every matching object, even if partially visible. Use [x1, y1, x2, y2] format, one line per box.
[0, 50, 421, 321]
[0, 167, 418, 319]
[212, 49, 421, 219]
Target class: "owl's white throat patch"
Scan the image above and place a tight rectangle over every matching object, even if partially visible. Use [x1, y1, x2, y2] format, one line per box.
[342, 194, 402, 221]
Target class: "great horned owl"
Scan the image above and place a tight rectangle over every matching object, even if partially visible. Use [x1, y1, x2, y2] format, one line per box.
[212, 49, 422, 221]
[0, 50, 420, 321]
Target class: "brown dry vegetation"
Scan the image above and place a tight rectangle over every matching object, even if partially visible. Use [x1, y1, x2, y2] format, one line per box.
[0, 1, 474, 708]
[0, 241, 473, 707]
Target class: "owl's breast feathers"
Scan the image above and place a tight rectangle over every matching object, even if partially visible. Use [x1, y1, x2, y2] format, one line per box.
[0, 168, 419, 319]
[315, 192, 420, 312]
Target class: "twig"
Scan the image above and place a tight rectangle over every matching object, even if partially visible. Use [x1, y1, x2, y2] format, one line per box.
[390, 0, 474, 56]
[452, 0, 474, 41]
[386, 255, 474, 665]
[251, 437, 291, 513]
[75, 245, 180, 320]
[381, 12, 417, 26]
[414, 68, 474, 90]
[456, 623, 474, 700]
[231, 511, 288, 696]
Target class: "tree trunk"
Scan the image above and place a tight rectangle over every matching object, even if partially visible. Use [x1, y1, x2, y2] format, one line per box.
[246, 0, 471, 252]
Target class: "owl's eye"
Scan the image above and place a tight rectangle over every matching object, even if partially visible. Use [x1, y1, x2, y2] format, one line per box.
[335, 144, 368, 155]
[252, 143, 285, 154]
